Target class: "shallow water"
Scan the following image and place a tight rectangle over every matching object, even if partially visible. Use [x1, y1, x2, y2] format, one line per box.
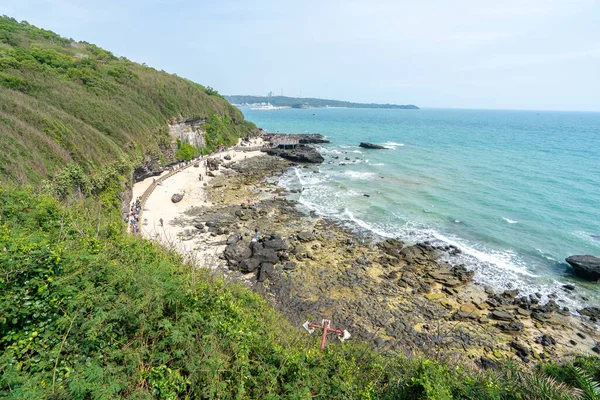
[240, 107, 600, 309]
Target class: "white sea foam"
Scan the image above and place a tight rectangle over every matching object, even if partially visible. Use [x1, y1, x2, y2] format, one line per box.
[371, 163, 385, 166]
[343, 170, 377, 180]
[383, 141, 405, 150]
[503, 217, 519, 224]
[279, 166, 586, 311]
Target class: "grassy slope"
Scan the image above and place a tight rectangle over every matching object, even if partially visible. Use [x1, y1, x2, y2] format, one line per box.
[1, 16, 600, 400]
[0, 16, 256, 187]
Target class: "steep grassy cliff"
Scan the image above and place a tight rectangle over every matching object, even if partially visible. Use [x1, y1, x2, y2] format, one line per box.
[0, 16, 256, 190]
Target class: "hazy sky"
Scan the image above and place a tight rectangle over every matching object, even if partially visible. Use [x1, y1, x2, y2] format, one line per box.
[3, 0, 600, 110]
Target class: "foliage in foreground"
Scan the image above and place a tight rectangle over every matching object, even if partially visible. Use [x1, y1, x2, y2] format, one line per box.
[1, 189, 600, 399]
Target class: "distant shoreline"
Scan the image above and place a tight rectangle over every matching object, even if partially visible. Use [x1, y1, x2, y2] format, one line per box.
[225, 95, 419, 110]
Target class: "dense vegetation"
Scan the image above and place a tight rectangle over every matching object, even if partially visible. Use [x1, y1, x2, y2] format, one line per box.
[3, 188, 600, 399]
[2, 16, 600, 399]
[225, 95, 420, 109]
[0, 16, 257, 189]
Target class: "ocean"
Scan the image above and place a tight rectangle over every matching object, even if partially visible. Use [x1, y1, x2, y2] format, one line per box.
[240, 107, 600, 309]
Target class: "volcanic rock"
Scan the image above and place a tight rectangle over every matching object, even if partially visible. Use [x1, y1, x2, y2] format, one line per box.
[224, 240, 252, 262]
[566, 255, 600, 280]
[171, 193, 184, 203]
[359, 142, 387, 149]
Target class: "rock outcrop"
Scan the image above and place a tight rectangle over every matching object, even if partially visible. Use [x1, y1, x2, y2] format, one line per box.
[359, 142, 387, 149]
[171, 193, 184, 203]
[566, 255, 600, 280]
[265, 145, 324, 163]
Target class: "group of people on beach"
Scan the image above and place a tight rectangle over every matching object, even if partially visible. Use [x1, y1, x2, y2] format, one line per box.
[129, 197, 142, 233]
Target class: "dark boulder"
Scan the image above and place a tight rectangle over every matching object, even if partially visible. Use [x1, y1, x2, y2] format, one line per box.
[535, 334, 556, 347]
[171, 193, 184, 203]
[510, 340, 530, 356]
[359, 142, 387, 149]
[239, 258, 261, 273]
[224, 240, 252, 262]
[250, 241, 264, 255]
[258, 263, 274, 282]
[579, 307, 600, 320]
[497, 321, 524, 332]
[265, 145, 324, 163]
[478, 357, 499, 370]
[566, 255, 600, 280]
[263, 237, 285, 251]
[252, 247, 279, 263]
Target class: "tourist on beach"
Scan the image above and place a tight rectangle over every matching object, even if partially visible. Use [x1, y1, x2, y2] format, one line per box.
[255, 227, 259, 239]
[159, 218, 163, 227]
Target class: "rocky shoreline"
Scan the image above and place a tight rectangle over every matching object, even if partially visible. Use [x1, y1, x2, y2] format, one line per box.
[161, 141, 599, 369]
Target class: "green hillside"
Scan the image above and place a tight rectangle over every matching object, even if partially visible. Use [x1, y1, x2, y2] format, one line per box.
[1, 16, 600, 400]
[0, 16, 256, 191]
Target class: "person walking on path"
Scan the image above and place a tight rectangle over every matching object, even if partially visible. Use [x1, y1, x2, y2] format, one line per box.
[159, 218, 164, 227]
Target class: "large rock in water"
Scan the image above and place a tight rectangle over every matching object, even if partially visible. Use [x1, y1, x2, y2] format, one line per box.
[359, 142, 387, 149]
[566, 255, 600, 280]
[265, 145, 324, 163]
[171, 193, 184, 203]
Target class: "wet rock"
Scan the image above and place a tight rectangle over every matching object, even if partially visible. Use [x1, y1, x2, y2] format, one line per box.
[171, 193, 184, 203]
[566, 255, 600, 280]
[531, 312, 551, 322]
[534, 300, 559, 314]
[502, 289, 519, 299]
[224, 240, 252, 262]
[359, 142, 387, 149]
[265, 145, 324, 163]
[579, 307, 600, 321]
[563, 284, 576, 291]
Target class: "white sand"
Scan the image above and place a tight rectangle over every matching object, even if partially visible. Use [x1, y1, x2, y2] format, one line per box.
[132, 140, 266, 268]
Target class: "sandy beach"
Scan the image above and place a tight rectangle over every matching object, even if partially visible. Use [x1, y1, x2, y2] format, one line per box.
[132, 139, 266, 267]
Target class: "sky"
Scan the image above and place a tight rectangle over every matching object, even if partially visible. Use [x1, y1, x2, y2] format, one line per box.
[3, 0, 600, 111]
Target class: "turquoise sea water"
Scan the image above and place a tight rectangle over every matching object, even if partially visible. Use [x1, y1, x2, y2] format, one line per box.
[241, 107, 600, 308]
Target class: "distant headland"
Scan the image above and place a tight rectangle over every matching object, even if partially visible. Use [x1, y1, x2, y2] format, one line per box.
[225, 95, 420, 110]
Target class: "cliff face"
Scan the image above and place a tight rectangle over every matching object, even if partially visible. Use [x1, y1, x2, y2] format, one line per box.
[169, 118, 207, 149]
[0, 16, 257, 189]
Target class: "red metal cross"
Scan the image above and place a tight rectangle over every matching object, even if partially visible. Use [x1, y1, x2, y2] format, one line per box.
[303, 319, 351, 350]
